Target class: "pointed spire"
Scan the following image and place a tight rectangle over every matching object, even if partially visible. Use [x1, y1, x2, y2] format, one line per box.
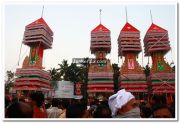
[121, 22, 139, 32]
[147, 23, 167, 32]
[91, 24, 110, 32]
[26, 18, 53, 34]
[41, 5, 44, 18]
[99, 9, 102, 24]
[125, 6, 128, 22]
[150, 10, 153, 23]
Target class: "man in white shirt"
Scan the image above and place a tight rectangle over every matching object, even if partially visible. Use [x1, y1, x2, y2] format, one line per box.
[46, 98, 62, 118]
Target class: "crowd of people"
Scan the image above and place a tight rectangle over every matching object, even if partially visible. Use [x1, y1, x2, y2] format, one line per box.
[5, 89, 175, 118]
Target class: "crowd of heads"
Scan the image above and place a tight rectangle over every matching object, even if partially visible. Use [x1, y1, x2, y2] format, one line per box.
[5, 101, 33, 118]
[5, 89, 175, 119]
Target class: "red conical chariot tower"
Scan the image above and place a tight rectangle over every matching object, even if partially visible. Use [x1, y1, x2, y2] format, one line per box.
[14, 17, 54, 96]
[144, 22, 175, 102]
[87, 10, 114, 99]
[118, 19, 147, 99]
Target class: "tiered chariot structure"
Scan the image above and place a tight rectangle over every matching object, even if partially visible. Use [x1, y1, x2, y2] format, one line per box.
[87, 10, 114, 99]
[12, 9, 175, 102]
[143, 22, 175, 103]
[14, 17, 54, 96]
[118, 22, 147, 99]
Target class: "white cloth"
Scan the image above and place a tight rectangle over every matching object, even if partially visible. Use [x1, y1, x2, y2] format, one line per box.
[46, 107, 62, 118]
[108, 89, 135, 116]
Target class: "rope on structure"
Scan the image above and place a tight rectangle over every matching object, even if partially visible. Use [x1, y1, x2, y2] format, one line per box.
[152, 74, 175, 93]
[148, 32, 168, 51]
[147, 10, 168, 53]
[17, 41, 23, 66]
[122, 56, 123, 65]
[142, 51, 144, 67]
[19, 47, 29, 65]
[36, 41, 42, 62]
[109, 51, 111, 60]
[5, 47, 29, 78]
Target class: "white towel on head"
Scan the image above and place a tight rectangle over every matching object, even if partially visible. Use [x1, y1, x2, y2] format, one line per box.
[108, 89, 135, 116]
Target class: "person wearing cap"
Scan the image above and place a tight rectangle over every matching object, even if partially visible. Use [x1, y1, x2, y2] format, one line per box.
[108, 89, 141, 118]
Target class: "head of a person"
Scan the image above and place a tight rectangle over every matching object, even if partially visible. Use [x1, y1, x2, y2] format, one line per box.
[59, 99, 69, 110]
[108, 89, 140, 118]
[152, 104, 173, 118]
[29, 92, 44, 107]
[80, 98, 88, 107]
[45, 102, 51, 109]
[100, 100, 108, 106]
[11, 96, 18, 103]
[5, 101, 33, 118]
[150, 94, 166, 105]
[88, 96, 94, 106]
[93, 104, 112, 118]
[117, 98, 139, 115]
[66, 103, 89, 118]
[19, 95, 26, 102]
[51, 98, 59, 107]
[140, 106, 152, 118]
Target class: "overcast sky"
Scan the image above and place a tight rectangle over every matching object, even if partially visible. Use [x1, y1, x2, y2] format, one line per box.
[3, 2, 176, 72]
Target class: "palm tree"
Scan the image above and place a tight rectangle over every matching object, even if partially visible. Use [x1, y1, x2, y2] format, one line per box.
[50, 58, 89, 99]
[57, 60, 69, 80]
[48, 68, 61, 90]
[80, 57, 90, 99]
[66, 63, 81, 82]
[143, 64, 151, 102]
[144, 65, 150, 77]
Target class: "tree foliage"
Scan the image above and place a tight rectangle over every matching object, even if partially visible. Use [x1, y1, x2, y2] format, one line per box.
[48, 68, 61, 89]
[48, 59, 89, 91]
[5, 70, 15, 92]
[144, 64, 150, 77]
[112, 63, 120, 92]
